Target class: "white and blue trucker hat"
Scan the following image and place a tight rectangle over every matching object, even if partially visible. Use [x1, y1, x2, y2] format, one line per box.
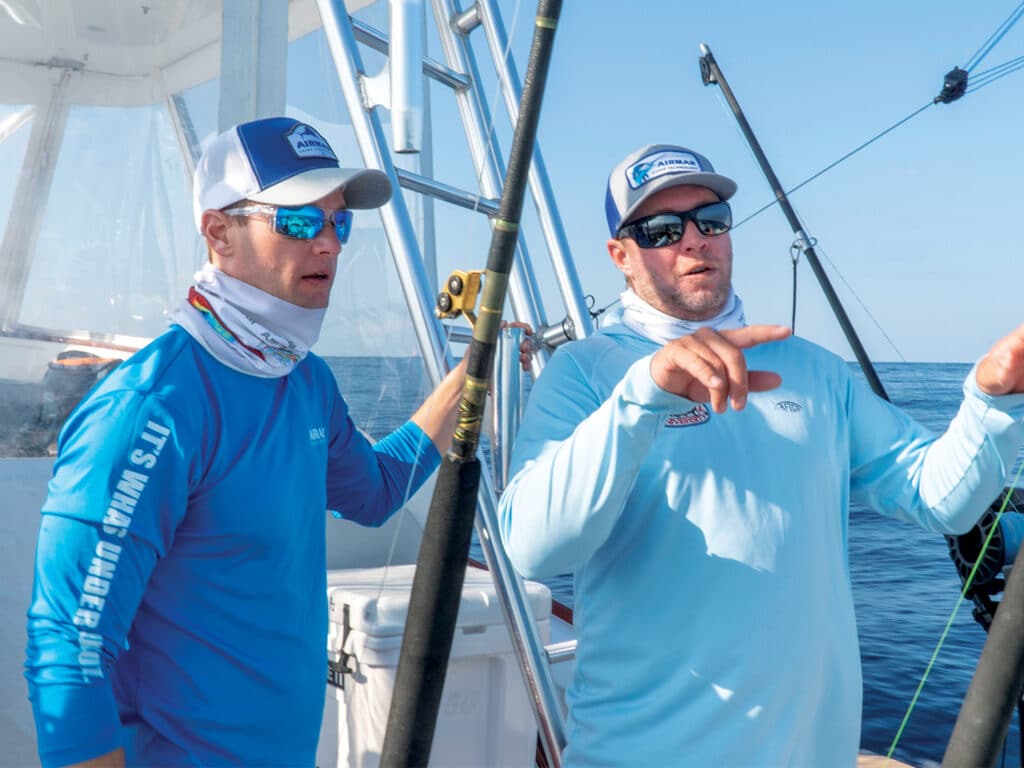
[605, 144, 737, 236]
[193, 116, 392, 232]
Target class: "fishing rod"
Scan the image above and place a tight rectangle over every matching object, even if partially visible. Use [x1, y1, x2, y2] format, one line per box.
[697, 43, 891, 401]
[943, 545, 1024, 767]
[884, 482, 1024, 764]
[379, 1, 564, 766]
[942, 488, 1024, 767]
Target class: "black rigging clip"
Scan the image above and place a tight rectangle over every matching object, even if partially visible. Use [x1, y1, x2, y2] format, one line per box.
[946, 487, 1024, 631]
[935, 66, 969, 104]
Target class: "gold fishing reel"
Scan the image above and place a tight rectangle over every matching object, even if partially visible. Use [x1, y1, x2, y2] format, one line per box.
[435, 269, 483, 326]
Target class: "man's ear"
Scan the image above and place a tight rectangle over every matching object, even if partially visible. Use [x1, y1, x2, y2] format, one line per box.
[607, 238, 631, 277]
[202, 210, 234, 265]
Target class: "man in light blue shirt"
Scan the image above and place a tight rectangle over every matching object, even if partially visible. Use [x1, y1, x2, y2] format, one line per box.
[499, 143, 1024, 767]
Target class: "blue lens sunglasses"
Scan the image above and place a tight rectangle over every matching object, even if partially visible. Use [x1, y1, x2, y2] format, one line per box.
[223, 203, 354, 243]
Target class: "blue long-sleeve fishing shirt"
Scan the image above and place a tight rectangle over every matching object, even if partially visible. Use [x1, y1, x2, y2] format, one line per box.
[25, 325, 439, 767]
[498, 321, 1024, 768]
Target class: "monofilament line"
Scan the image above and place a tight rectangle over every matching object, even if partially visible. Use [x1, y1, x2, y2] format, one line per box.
[887, 461, 1024, 758]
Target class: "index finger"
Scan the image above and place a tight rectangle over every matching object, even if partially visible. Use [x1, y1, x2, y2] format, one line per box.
[719, 324, 791, 350]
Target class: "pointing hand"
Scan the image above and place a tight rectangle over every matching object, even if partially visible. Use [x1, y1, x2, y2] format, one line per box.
[650, 325, 792, 413]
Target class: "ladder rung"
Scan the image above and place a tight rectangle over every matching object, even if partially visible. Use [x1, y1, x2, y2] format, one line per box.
[442, 326, 473, 344]
[351, 19, 470, 90]
[544, 639, 576, 665]
[396, 168, 499, 215]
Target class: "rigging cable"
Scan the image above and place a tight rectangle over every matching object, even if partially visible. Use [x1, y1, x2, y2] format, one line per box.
[731, 102, 934, 230]
[886, 466, 1024, 760]
[964, 0, 1024, 72]
[967, 55, 1024, 94]
[734, 1, 1024, 231]
[734, 5, 1024, 379]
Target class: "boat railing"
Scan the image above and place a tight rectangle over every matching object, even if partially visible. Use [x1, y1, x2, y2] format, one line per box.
[0, 324, 148, 355]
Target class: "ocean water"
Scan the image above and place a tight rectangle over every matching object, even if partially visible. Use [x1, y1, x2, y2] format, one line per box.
[330, 357, 1023, 768]
[848, 363, 1022, 768]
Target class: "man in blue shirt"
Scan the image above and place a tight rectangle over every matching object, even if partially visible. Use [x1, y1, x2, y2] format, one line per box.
[25, 116, 465, 768]
[499, 143, 1024, 767]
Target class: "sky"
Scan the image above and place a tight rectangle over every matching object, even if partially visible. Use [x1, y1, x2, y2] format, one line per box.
[487, 0, 1024, 363]
[2, 0, 1022, 366]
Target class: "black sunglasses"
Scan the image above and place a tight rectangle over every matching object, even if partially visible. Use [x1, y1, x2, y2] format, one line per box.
[617, 201, 732, 248]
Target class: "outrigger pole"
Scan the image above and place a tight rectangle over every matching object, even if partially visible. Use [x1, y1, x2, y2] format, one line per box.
[379, 2, 564, 766]
[698, 44, 890, 402]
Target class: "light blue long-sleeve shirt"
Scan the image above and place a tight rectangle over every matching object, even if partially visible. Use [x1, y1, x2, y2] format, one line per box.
[498, 321, 1024, 767]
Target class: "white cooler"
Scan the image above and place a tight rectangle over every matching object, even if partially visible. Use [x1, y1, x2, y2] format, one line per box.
[316, 564, 552, 768]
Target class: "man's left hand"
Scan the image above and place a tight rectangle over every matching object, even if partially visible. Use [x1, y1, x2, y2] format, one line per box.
[977, 322, 1024, 395]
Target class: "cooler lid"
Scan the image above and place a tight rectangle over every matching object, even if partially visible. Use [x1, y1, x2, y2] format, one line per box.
[326, 563, 552, 638]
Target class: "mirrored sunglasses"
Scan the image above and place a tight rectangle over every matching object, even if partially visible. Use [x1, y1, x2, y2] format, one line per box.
[617, 201, 732, 248]
[224, 203, 354, 243]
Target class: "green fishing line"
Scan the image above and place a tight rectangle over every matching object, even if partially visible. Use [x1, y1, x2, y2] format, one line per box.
[887, 461, 1024, 759]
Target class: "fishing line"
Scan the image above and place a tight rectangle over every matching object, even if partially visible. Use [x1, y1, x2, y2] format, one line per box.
[310, 1, 453, 599]
[373, 0, 529, 604]
[781, 194, 915, 370]
[808, 241, 914, 366]
[887, 462, 1024, 759]
[588, 295, 621, 326]
[375, 323, 460, 601]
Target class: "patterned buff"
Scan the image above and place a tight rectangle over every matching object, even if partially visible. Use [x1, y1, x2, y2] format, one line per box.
[171, 263, 327, 378]
[618, 287, 747, 345]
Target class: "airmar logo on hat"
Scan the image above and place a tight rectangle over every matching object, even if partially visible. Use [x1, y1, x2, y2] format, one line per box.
[285, 123, 337, 161]
[627, 150, 703, 190]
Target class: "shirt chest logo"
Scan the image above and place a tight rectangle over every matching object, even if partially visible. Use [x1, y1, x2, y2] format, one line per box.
[309, 426, 327, 444]
[665, 404, 711, 428]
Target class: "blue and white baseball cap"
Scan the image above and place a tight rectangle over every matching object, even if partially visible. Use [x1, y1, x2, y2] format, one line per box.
[605, 144, 737, 236]
[193, 116, 392, 232]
